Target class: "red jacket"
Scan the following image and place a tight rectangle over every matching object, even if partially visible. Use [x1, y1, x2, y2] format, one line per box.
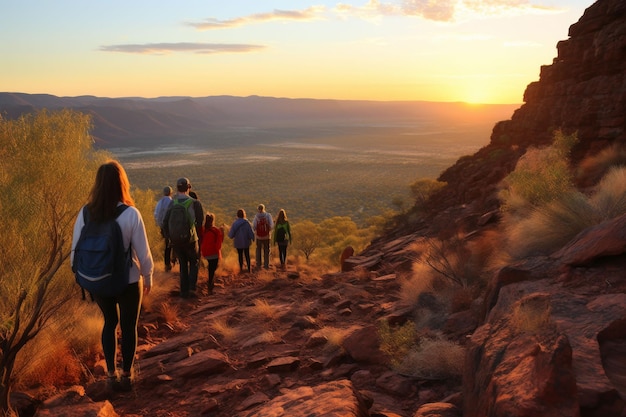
[200, 226, 223, 259]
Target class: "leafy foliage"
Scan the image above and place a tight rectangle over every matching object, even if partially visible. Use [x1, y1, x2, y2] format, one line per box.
[499, 131, 578, 219]
[0, 110, 109, 414]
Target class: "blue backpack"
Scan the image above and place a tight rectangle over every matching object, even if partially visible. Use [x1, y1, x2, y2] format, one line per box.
[73, 205, 132, 298]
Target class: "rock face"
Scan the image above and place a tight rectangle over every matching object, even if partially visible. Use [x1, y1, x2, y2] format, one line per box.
[424, 0, 626, 231]
[464, 225, 626, 417]
[402, 1, 626, 416]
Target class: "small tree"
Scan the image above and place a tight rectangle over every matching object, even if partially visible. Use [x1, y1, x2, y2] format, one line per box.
[0, 110, 107, 415]
[292, 221, 322, 261]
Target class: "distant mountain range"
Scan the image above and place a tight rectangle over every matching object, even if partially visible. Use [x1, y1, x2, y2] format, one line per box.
[0, 92, 518, 148]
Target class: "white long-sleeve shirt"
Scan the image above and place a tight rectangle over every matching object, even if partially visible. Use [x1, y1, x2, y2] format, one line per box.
[71, 203, 154, 288]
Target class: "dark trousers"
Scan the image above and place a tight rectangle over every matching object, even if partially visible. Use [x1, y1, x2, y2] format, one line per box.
[161, 228, 172, 268]
[95, 282, 142, 375]
[237, 248, 251, 272]
[206, 257, 219, 290]
[174, 243, 199, 295]
[278, 242, 288, 265]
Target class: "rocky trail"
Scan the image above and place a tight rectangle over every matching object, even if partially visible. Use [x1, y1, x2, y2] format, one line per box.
[38, 259, 460, 417]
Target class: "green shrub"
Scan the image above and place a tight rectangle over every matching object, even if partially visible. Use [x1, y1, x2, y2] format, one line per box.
[0, 110, 109, 413]
[500, 131, 578, 219]
[378, 320, 417, 367]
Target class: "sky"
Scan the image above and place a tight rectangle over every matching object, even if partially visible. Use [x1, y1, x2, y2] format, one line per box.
[1, 0, 596, 104]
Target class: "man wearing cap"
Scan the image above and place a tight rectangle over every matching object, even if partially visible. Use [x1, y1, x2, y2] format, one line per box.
[154, 186, 174, 271]
[163, 178, 205, 298]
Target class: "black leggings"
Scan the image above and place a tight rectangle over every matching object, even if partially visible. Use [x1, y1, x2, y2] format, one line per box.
[95, 281, 142, 374]
[206, 257, 219, 289]
[278, 243, 288, 265]
[237, 248, 251, 272]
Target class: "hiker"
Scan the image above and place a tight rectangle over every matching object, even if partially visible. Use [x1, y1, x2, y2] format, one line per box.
[154, 186, 173, 271]
[71, 160, 154, 392]
[200, 213, 224, 294]
[272, 209, 292, 269]
[163, 177, 204, 298]
[228, 208, 255, 273]
[252, 204, 274, 269]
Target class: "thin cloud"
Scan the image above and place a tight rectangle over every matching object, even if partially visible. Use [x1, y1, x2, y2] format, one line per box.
[99, 42, 266, 55]
[335, 0, 563, 22]
[187, 6, 325, 30]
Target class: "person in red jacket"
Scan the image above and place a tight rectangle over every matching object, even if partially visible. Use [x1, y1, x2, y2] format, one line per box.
[200, 213, 224, 294]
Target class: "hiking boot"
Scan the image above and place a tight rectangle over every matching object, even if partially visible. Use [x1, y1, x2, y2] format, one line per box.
[115, 374, 133, 392]
[106, 374, 118, 392]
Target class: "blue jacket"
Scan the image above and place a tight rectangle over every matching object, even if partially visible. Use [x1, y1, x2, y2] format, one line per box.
[228, 218, 255, 249]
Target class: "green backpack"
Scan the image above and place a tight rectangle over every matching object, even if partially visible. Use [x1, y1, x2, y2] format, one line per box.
[167, 198, 197, 246]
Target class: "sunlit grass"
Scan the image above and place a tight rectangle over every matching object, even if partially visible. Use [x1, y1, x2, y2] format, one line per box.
[317, 326, 352, 352]
[250, 298, 278, 321]
[209, 317, 239, 342]
[157, 302, 180, 325]
[14, 303, 102, 389]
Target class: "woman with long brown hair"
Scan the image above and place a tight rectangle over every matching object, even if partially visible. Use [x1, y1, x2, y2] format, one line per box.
[272, 209, 292, 269]
[71, 160, 153, 392]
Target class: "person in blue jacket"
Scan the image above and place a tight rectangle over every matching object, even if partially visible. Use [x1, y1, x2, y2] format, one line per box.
[228, 208, 255, 273]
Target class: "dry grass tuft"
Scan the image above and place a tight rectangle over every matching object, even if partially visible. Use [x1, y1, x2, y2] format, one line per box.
[209, 317, 239, 342]
[142, 275, 177, 313]
[590, 166, 626, 220]
[249, 298, 279, 321]
[505, 191, 594, 259]
[317, 326, 351, 352]
[511, 294, 552, 334]
[157, 302, 180, 325]
[395, 334, 464, 380]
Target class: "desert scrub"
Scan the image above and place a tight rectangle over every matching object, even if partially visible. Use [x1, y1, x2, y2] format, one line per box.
[500, 130, 578, 219]
[395, 334, 464, 380]
[505, 167, 626, 259]
[511, 294, 552, 334]
[378, 320, 417, 368]
[505, 191, 595, 259]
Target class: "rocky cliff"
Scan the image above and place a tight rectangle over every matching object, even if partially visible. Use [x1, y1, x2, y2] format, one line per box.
[362, 1, 626, 416]
[420, 0, 626, 235]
